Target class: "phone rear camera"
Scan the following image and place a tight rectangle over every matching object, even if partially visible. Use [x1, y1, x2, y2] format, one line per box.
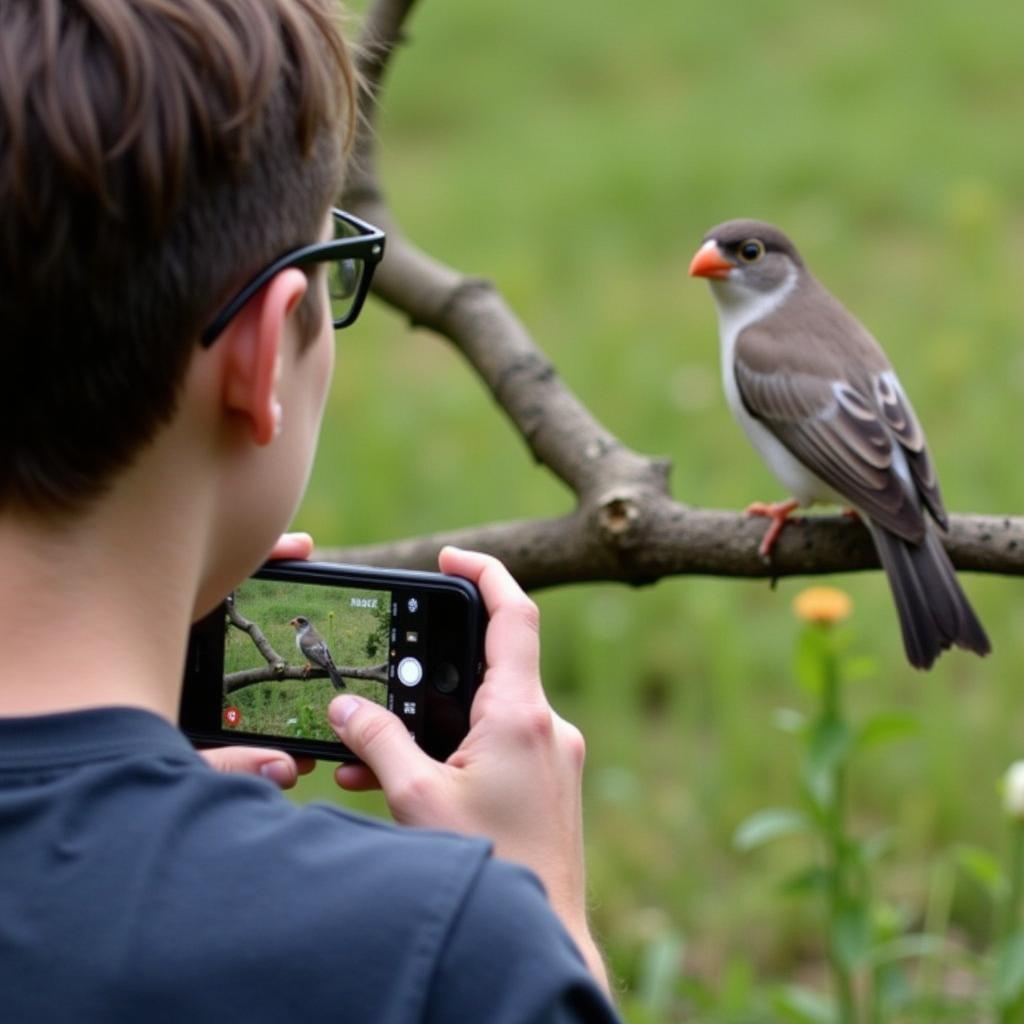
[434, 662, 460, 694]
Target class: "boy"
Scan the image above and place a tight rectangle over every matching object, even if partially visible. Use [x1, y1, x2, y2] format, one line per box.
[0, 1, 616, 1019]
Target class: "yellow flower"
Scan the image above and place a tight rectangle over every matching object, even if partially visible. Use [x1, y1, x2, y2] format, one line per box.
[792, 586, 853, 626]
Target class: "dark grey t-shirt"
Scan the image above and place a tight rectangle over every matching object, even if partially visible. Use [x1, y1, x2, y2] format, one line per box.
[0, 708, 619, 1023]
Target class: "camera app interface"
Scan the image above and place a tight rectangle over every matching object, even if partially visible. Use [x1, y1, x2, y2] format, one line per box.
[221, 577, 415, 744]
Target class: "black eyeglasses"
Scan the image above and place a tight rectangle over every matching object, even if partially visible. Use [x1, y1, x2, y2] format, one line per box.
[200, 208, 386, 347]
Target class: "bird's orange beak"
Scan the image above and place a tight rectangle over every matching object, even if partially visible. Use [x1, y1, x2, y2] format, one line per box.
[688, 242, 733, 279]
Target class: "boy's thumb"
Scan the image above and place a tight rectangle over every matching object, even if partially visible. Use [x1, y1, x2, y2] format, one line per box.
[328, 695, 425, 792]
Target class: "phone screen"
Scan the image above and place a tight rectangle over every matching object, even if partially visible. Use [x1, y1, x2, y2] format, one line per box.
[181, 561, 485, 761]
[221, 577, 397, 745]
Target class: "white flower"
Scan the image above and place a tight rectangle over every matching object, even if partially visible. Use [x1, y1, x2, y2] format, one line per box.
[1003, 761, 1024, 820]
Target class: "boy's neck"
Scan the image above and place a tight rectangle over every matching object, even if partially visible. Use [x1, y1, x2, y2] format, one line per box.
[0, 510, 199, 722]
[0, 422, 217, 722]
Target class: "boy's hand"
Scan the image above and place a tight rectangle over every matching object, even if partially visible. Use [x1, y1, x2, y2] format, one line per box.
[329, 547, 607, 990]
[263, 531, 314, 561]
[199, 531, 316, 788]
[199, 746, 315, 789]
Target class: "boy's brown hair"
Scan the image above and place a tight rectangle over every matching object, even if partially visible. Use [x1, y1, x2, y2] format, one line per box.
[0, 0, 357, 515]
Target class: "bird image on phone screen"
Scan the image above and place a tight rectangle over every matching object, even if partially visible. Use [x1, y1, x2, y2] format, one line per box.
[289, 615, 346, 691]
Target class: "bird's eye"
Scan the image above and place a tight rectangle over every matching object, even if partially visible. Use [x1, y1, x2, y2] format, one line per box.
[738, 239, 765, 263]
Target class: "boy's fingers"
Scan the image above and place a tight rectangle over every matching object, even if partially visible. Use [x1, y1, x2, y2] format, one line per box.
[438, 546, 541, 688]
[200, 746, 306, 789]
[334, 763, 382, 791]
[328, 695, 433, 800]
[267, 532, 314, 561]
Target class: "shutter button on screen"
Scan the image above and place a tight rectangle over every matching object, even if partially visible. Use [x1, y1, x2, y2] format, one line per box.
[398, 657, 423, 687]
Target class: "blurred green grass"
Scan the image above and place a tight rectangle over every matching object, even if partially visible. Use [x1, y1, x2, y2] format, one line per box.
[291, 0, 1024, 1008]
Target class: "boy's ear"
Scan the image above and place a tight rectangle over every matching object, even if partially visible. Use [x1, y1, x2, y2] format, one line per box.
[220, 269, 308, 445]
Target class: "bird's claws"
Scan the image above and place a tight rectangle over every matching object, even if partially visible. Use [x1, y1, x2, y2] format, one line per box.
[745, 499, 802, 559]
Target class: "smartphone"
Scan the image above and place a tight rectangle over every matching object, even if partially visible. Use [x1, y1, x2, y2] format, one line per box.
[179, 560, 486, 762]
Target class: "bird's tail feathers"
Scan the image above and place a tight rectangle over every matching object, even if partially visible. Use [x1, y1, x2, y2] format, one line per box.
[871, 522, 990, 670]
[327, 663, 346, 691]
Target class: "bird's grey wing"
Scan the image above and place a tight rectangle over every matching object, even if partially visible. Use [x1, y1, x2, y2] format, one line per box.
[734, 327, 927, 543]
[871, 370, 947, 528]
[304, 638, 332, 669]
[314, 640, 343, 675]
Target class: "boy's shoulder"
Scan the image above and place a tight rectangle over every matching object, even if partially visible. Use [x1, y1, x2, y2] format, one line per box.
[0, 707, 613, 1023]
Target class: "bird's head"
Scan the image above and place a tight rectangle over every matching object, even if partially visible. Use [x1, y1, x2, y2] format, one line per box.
[689, 219, 804, 309]
[288, 616, 310, 632]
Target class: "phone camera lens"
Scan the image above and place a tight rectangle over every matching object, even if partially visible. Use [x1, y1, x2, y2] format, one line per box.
[434, 662, 459, 694]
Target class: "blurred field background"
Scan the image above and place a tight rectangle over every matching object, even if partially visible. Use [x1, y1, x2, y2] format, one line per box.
[290, 0, 1024, 1015]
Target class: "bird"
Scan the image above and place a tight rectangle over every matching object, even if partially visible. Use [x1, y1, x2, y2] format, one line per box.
[688, 218, 990, 670]
[288, 615, 346, 690]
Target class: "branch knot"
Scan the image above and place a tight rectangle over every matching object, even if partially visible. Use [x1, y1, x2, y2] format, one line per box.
[596, 492, 642, 548]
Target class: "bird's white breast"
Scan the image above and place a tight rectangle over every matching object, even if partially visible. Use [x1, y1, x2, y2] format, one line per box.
[711, 270, 839, 506]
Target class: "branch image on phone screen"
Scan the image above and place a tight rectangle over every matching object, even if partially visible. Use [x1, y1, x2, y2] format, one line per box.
[221, 578, 392, 744]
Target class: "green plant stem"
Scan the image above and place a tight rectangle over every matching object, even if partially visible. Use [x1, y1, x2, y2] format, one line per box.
[999, 823, 1024, 1024]
[918, 857, 954, 1024]
[1004, 824, 1024, 939]
[822, 638, 857, 1024]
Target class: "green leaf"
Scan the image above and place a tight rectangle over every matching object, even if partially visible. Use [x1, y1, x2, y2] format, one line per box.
[805, 718, 852, 807]
[771, 984, 837, 1023]
[832, 904, 872, 971]
[955, 843, 1008, 899]
[841, 654, 878, 682]
[734, 808, 812, 852]
[869, 933, 948, 966]
[809, 717, 852, 774]
[995, 928, 1024, 1006]
[780, 865, 832, 896]
[856, 711, 920, 752]
[636, 930, 685, 1017]
[873, 962, 913, 1015]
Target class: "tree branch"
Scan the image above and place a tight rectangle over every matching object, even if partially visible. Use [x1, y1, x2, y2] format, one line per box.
[320, 508, 1024, 591]
[338, 0, 1024, 590]
[224, 663, 389, 695]
[226, 598, 286, 669]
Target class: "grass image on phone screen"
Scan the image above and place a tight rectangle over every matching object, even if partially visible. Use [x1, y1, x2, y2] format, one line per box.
[222, 578, 391, 743]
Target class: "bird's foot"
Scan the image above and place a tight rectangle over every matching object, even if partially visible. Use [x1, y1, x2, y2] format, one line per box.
[841, 507, 861, 521]
[745, 498, 802, 559]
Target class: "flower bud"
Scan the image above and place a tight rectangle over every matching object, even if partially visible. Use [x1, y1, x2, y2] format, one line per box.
[792, 586, 853, 626]
[1003, 761, 1024, 820]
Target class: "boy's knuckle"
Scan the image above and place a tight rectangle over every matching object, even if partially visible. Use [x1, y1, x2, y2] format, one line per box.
[510, 595, 541, 633]
[391, 771, 433, 811]
[514, 704, 555, 746]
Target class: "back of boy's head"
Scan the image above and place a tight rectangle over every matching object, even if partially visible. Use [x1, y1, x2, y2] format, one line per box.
[0, 0, 356, 517]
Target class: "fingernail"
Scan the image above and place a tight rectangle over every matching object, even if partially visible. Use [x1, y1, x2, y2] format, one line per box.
[329, 695, 360, 728]
[260, 761, 293, 787]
